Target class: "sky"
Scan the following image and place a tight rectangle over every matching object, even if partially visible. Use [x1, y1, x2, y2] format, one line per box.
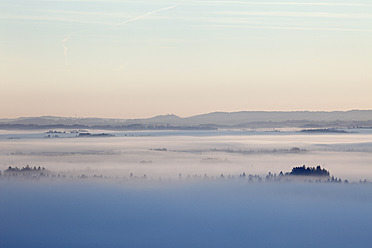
[1, 0, 371, 119]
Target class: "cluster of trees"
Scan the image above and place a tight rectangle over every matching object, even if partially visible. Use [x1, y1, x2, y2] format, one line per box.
[287, 165, 330, 176]
[151, 148, 168, 151]
[3, 165, 47, 177]
[300, 128, 348, 133]
[210, 147, 306, 155]
[5, 165, 46, 172]
[78, 133, 114, 137]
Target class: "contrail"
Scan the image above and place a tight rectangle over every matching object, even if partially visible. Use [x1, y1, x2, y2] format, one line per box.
[116, 5, 176, 26]
[62, 33, 72, 69]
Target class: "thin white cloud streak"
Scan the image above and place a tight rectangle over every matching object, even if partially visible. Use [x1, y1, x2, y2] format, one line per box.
[33, 9, 131, 19]
[196, 24, 372, 33]
[2, 13, 371, 34]
[2, 2, 371, 26]
[196, 1, 372, 7]
[28, 0, 372, 7]
[0, 8, 173, 25]
[115, 5, 176, 26]
[0, 15, 115, 25]
[2, 2, 371, 34]
[62, 34, 72, 69]
[217, 11, 372, 19]
[150, 15, 372, 33]
[0, 6, 176, 26]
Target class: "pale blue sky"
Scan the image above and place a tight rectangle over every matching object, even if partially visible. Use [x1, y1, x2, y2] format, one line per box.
[1, 0, 371, 118]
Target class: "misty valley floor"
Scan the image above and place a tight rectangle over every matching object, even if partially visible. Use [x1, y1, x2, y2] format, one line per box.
[1, 130, 372, 181]
[1, 130, 372, 247]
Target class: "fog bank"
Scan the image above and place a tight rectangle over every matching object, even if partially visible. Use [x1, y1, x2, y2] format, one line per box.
[1, 180, 371, 248]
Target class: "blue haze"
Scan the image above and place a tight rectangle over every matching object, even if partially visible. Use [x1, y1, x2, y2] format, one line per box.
[1, 181, 372, 248]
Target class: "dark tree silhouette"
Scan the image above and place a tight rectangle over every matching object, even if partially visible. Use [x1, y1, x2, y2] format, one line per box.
[287, 165, 330, 176]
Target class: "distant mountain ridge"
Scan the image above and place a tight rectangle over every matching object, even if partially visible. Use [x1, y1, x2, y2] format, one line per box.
[1, 110, 372, 130]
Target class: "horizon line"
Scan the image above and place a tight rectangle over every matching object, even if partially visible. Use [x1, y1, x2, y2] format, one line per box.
[1, 109, 371, 120]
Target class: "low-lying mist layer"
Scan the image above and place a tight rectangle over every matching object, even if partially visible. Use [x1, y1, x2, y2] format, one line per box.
[1, 133, 371, 181]
[1, 180, 371, 248]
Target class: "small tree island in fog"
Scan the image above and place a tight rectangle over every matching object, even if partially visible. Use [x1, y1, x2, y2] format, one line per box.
[286, 165, 330, 177]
